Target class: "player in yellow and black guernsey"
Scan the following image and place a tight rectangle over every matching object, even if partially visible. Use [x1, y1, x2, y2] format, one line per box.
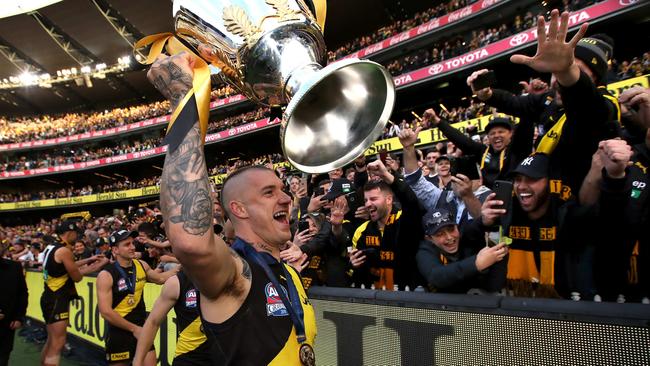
[133, 270, 219, 366]
[149, 52, 316, 365]
[97, 229, 179, 366]
[41, 220, 107, 366]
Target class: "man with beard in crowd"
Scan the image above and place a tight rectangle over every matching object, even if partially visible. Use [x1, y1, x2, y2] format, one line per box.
[480, 139, 632, 298]
[348, 159, 425, 290]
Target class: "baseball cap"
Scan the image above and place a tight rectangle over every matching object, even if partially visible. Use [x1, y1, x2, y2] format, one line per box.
[95, 236, 110, 248]
[109, 229, 138, 246]
[511, 154, 550, 179]
[56, 219, 82, 235]
[321, 178, 354, 201]
[422, 208, 456, 236]
[484, 116, 513, 134]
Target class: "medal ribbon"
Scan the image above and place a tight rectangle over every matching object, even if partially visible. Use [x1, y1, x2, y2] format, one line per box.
[231, 238, 306, 343]
[114, 261, 136, 295]
[133, 33, 211, 154]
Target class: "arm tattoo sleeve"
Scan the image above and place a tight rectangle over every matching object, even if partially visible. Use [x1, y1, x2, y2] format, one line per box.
[160, 124, 212, 236]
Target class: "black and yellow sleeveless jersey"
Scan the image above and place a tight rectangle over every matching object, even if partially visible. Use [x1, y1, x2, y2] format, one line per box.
[101, 259, 147, 326]
[42, 242, 77, 297]
[202, 258, 316, 365]
[173, 270, 213, 362]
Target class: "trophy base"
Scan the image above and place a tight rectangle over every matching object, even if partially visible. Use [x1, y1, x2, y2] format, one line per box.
[282, 58, 395, 173]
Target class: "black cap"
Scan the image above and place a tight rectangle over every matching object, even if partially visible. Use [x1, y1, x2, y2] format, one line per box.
[109, 229, 138, 246]
[422, 208, 456, 236]
[484, 116, 513, 134]
[511, 154, 549, 179]
[322, 178, 354, 201]
[95, 237, 110, 247]
[56, 219, 81, 235]
[575, 34, 613, 85]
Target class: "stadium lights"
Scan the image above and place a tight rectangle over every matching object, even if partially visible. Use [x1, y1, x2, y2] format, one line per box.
[0, 57, 133, 89]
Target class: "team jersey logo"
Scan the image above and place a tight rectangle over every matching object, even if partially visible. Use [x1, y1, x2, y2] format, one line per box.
[185, 289, 198, 308]
[117, 278, 127, 292]
[265, 283, 288, 317]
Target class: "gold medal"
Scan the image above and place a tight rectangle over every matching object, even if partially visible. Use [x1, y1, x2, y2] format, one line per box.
[127, 295, 135, 305]
[299, 344, 315, 366]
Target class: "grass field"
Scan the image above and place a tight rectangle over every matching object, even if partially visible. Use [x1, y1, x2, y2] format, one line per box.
[9, 334, 79, 366]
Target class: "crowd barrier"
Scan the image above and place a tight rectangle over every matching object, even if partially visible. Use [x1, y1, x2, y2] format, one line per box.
[24, 271, 649, 366]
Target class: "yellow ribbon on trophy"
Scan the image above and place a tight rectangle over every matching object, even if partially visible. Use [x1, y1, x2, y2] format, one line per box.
[133, 33, 211, 153]
[132, 0, 326, 152]
[312, 0, 327, 30]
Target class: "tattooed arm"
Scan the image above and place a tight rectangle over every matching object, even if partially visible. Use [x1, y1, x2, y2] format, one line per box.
[148, 53, 244, 301]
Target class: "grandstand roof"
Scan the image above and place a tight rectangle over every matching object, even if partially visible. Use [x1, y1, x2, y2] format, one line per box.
[0, 0, 432, 116]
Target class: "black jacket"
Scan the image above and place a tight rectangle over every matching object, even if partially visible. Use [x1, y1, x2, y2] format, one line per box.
[437, 116, 535, 188]
[496, 171, 630, 298]
[487, 71, 619, 194]
[416, 220, 506, 293]
[0, 258, 28, 329]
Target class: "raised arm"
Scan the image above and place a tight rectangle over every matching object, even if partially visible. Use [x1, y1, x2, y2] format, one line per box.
[398, 126, 422, 175]
[58, 247, 83, 282]
[133, 275, 179, 366]
[142, 260, 180, 285]
[149, 52, 238, 300]
[423, 109, 484, 157]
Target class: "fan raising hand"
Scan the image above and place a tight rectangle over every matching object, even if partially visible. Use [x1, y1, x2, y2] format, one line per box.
[510, 10, 588, 77]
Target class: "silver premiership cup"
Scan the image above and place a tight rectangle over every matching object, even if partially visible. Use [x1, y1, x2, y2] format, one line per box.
[173, 0, 395, 173]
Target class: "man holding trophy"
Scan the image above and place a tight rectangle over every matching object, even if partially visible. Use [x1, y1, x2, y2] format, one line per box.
[143, 0, 395, 364]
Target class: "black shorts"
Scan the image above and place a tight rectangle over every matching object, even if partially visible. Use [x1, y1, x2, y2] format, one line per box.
[172, 344, 220, 366]
[106, 326, 154, 364]
[40, 293, 71, 324]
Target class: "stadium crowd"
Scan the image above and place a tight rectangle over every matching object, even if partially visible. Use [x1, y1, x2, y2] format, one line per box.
[0, 106, 270, 173]
[0, 85, 238, 146]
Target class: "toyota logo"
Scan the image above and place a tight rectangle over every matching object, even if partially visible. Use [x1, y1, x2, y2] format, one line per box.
[428, 64, 444, 75]
[619, 0, 638, 5]
[509, 33, 529, 47]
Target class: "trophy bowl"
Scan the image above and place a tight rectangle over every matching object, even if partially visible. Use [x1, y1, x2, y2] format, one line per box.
[173, 0, 395, 173]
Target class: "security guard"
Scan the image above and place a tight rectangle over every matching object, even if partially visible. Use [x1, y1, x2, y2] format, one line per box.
[134, 270, 218, 366]
[97, 230, 178, 366]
